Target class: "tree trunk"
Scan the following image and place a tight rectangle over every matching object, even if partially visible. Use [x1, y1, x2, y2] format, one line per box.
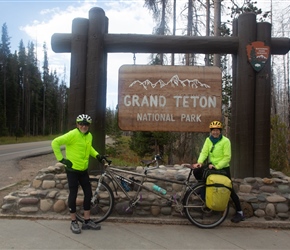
[171, 0, 176, 66]
[213, 0, 221, 68]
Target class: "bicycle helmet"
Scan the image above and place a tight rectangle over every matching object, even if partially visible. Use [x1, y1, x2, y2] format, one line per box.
[209, 121, 222, 129]
[76, 114, 92, 124]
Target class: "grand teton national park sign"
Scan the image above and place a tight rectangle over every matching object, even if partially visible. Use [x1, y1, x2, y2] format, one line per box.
[118, 65, 222, 132]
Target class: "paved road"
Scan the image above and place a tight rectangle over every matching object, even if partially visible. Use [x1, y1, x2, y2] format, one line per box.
[0, 141, 53, 189]
[0, 218, 289, 249]
[0, 141, 53, 162]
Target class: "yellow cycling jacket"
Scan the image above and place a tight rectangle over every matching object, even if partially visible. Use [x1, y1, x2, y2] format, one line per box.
[197, 135, 231, 170]
[51, 128, 99, 171]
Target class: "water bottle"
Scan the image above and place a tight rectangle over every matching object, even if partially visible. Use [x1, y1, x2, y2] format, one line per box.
[121, 179, 131, 192]
[152, 184, 167, 195]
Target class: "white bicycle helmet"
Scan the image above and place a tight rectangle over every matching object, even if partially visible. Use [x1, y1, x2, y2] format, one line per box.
[76, 114, 92, 124]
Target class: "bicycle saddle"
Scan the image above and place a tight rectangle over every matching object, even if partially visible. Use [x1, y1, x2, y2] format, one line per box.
[140, 159, 156, 167]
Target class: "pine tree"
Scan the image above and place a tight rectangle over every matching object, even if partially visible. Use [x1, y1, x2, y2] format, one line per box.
[0, 23, 11, 135]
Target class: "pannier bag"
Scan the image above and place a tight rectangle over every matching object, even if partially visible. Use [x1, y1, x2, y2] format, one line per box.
[205, 174, 232, 211]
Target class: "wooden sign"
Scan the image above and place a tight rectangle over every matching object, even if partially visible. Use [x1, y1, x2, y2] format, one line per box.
[118, 65, 222, 132]
[247, 41, 270, 72]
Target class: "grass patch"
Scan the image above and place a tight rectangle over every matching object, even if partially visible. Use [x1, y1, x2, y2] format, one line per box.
[106, 135, 141, 167]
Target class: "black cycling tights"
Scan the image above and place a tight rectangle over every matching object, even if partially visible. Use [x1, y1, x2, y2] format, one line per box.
[66, 170, 92, 213]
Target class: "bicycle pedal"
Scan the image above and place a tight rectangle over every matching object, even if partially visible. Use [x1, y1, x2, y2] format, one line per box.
[125, 206, 133, 212]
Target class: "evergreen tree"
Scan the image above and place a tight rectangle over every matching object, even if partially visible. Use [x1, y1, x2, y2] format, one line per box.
[6, 52, 20, 136]
[0, 23, 69, 137]
[144, 0, 170, 65]
[57, 78, 69, 134]
[0, 23, 11, 135]
[27, 41, 42, 135]
[42, 42, 49, 135]
[270, 115, 289, 172]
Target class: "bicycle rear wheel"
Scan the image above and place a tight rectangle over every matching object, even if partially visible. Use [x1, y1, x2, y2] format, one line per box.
[183, 182, 229, 229]
[76, 178, 114, 224]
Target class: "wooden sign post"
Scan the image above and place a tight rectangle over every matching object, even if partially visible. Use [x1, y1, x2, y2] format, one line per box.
[51, 8, 290, 177]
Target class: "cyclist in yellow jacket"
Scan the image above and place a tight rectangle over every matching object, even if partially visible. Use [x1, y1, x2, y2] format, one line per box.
[51, 114, 105, 234]
[192, 121, 244, 223]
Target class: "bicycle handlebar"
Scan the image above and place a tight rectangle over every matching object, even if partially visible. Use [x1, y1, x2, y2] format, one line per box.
[102, 154, 163, 174]
[102, 155, 112, 166]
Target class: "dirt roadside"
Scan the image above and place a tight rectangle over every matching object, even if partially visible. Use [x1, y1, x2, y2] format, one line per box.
[0, 137, 115, 206]
[0, 153, 58, 205]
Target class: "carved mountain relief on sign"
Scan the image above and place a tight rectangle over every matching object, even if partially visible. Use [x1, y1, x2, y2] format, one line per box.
[129, 75, 210, 89]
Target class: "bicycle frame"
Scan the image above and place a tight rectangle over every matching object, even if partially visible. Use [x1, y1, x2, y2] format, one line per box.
[96, 157, 195, 212]
[82, 155, 230, 228]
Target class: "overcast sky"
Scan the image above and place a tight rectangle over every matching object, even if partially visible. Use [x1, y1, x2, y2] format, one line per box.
[0, 0, 158, 108]
[0, 0, 288, 108]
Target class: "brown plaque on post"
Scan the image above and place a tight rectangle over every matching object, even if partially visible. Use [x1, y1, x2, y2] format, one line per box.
[118, 65, 222, 132]
[246, 41, 270, 72]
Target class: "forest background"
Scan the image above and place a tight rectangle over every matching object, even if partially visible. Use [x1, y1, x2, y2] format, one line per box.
[0, 0, 289, 175]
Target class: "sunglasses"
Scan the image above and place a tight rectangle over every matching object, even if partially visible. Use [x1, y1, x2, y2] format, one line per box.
[78, 122, 90, 126]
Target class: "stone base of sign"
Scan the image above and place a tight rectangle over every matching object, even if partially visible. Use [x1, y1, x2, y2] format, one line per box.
[1, 163, 290, 226]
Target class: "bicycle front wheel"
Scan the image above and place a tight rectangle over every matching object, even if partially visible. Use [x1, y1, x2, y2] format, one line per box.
[183, 182, 229, 229]
[76, 178, 114, 224]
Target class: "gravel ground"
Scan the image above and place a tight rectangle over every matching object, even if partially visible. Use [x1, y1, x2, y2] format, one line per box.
[0, 153, 58, 205]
